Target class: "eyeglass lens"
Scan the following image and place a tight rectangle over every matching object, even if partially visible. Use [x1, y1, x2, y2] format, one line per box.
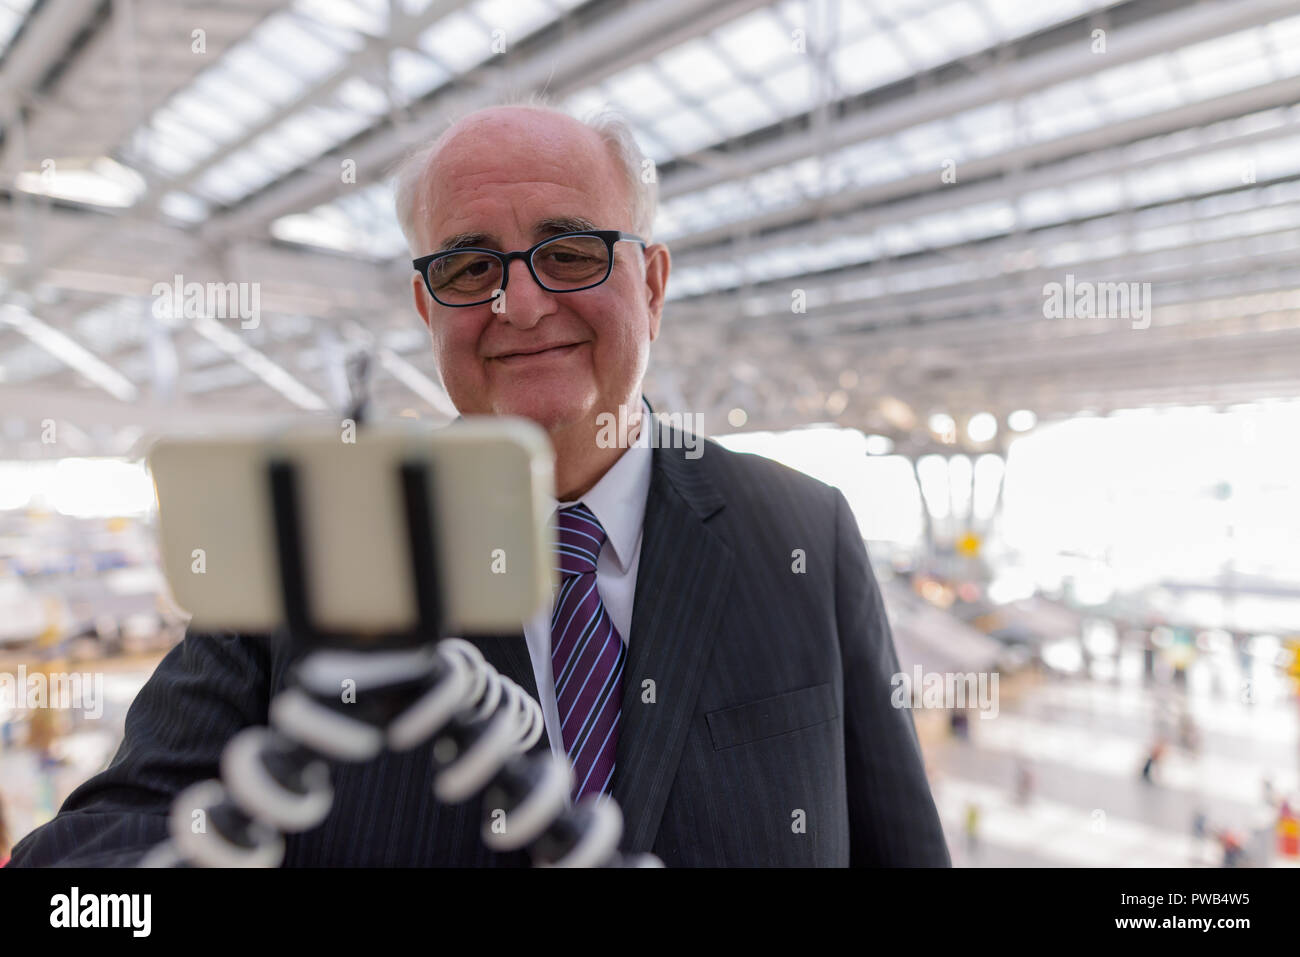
[426, 234, 611, 304]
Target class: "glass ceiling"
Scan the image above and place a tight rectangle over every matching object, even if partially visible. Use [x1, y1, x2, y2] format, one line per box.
[58, 0, 1287, 269]
[116, 0, 1135, 245]
[4, 0, 1299, 392]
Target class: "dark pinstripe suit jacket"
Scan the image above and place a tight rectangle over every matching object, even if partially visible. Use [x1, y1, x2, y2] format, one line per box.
[10, 429, 950, 867]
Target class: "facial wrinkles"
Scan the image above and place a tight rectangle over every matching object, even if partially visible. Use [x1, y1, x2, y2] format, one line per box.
[413, 113, 647, 423]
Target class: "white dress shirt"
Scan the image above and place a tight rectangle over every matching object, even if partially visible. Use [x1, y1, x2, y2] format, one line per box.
[523, 399, 654, 778]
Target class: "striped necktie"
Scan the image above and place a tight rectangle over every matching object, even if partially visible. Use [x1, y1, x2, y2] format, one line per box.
[551, 502, 626, 802]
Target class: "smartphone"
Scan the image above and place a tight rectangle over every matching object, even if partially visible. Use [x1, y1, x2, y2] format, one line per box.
[147, 416, 555, 636]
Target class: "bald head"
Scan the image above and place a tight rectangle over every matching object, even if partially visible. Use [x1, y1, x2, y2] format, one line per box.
[395, 103, 654, 256]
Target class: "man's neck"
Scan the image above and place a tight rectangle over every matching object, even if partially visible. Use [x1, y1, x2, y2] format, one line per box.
[551, 397, 645, 502]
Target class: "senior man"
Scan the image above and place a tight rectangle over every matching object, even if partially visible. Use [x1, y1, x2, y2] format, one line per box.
[10, 102, 949, 867]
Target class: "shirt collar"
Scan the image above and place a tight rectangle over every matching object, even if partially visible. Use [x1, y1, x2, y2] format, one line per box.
[553, 396, 654, 573]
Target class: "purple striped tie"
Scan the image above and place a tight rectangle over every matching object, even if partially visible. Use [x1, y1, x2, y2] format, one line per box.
[551, 503, 625, 802]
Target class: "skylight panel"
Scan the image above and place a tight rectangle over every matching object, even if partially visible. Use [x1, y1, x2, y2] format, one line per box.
[917, 1, 995, 60]
[785, 0, 874, 38]
[248, 128, 308, 172]
[831, 33, 911, 96]
[637, 127, 675, 167]
[14, 158, 145, 209]
[1021, 79, 1103, 142]
[952, 101, 1015, 157]
[713, 9, 796, 76]
[140, 123, 210, 174]
[336, 75, 390, 116]
[981, 0, 1095, 38]
[160, 192, 210, 224]
[880, 223, 921, 257]
[1124, 165, 1183, 207]
[0, 0, 36, 59]
[295, 0, 389, 37]
[220, 44, 308, 106]
[703, 84, 776, 137]
[189, 69, 276, 128]
[1092, 59, 1182, 122]
[1183, 51, 1276, 102]
[1254, 133, 1300, 180]
[816, 234, 869, 270]
[892, 7, 965, 71]
[300, 102, 372, 142]
[747, 165, 800, 207]
[605, 66, 679, 121]
[1067, 177, 1124, 218]
[842, 140, 906, 187]
[472, 0, 556, 38]
[1180, 149, 1244, 195]
[148, 110, 219, 156]
[1267, 14, 1300, 74]
[1018, 189, 1069, 230]
[164, 88, 249, 144]
[959, 201, 1015, 239]
[915, 213, 962, 248]
[418, 11, 496, 73]
[787, 156, 829, 196]
[651, 110, 717, 155]
[140, 137, 203, 177]
[259, 111, 338, 161]
[1179, 26, 1269, 75]
[388, 48, 450, 101]
[271, 186, 408, 258]
[192, 150, 278, 205]
[655, 40, 733, 99]
[760, 64, 813, 114]
[895, 118, 960, 169]
[561, 87, 610, 121]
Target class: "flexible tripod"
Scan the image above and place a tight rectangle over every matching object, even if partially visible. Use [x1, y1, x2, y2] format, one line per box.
[142, 452, 658, 868]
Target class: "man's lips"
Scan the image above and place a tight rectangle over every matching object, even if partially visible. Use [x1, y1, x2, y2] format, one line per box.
[488, 342, 586, 363]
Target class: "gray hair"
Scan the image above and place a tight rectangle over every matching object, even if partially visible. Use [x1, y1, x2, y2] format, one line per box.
[391, 94, 657, 255]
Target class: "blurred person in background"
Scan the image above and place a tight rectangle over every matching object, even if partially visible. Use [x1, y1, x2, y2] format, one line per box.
[1140, 736, 1167, 784]
[964, 802, 981, 856]
[1215, 826, 1245, 867]
[1014, 759, 1034, 805]
[1190, 808, 1209, 865]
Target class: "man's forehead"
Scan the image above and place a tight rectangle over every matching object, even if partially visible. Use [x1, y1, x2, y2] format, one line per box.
[413, 110, 625, 250]
[431, 113, 606, 191]
[433, 215, 599, 252]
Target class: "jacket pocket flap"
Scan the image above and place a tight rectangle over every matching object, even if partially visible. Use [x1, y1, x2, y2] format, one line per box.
[706, 682, 838, 750]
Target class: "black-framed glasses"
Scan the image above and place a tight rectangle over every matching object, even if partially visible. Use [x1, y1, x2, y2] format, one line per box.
[412, 229, 646, 307]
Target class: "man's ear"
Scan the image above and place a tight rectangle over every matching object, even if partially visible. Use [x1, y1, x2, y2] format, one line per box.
[412, 273, 433, 331]
[643, 242, 670, 342]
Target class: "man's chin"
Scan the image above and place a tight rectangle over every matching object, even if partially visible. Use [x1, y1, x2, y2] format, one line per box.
[490, 393, 593, 434]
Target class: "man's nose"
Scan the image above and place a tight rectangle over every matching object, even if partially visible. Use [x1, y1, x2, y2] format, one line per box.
[499, 258, 555, 327]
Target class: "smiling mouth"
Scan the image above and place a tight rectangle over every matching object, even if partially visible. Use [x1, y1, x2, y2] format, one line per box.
[491, 342, 584, 362]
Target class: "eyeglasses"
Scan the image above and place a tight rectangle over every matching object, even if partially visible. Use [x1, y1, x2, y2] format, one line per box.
[412, 229, 646, 307]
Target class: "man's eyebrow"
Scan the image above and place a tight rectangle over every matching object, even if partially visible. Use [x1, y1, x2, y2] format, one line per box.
[536, 215, 598, 236]
[434, 216, 599, 253]
[436, 231, 491, 253]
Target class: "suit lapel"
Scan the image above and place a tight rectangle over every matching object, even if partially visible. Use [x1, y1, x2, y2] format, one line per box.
[611, 433, 733, 852]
